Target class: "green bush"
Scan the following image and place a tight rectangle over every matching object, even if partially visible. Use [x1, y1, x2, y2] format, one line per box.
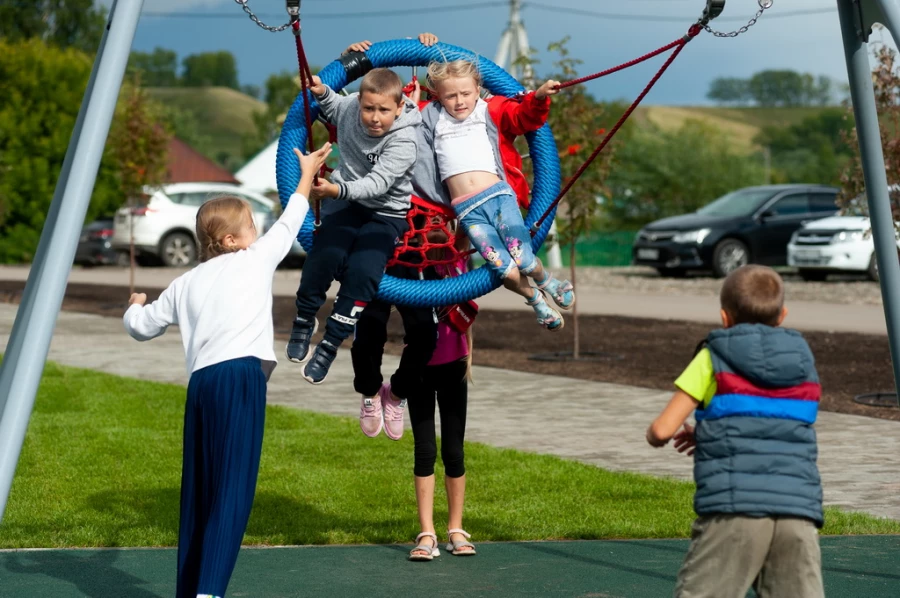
[0, 39, 124, 263]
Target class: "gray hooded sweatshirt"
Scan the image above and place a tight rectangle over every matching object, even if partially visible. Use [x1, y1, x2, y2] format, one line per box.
[314, 85, 421, 217]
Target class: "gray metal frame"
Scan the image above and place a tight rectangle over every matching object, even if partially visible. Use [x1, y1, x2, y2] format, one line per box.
[0, 0, 144, 520]
[838, 0, 900, 393]
[2, 0, 900, 524]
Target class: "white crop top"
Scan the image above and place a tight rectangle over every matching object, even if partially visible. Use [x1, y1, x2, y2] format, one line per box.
[434, 99, 497, 181]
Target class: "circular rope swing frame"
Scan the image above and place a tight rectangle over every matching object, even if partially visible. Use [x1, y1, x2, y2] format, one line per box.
[276, 39, 561, 308]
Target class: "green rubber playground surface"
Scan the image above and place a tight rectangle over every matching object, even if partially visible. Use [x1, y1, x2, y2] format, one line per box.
[2, 535, 899, 597]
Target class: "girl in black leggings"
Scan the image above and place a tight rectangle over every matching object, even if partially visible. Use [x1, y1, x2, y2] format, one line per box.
[407, 277, 473, 560]
[350, 220, 474, 561]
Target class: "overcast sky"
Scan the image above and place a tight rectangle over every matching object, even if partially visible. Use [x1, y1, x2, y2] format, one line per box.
[99, 0, 894, 105]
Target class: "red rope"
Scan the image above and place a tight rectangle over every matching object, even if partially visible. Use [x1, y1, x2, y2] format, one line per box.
[555, 37, 684, 91]
[293, 21, 322, 227]
[532, 24, 703, 235]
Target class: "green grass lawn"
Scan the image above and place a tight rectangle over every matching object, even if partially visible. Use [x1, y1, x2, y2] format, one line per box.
[0, 362, 897, 549]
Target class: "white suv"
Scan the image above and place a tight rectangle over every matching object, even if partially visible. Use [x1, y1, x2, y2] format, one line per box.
[787, 215, 898, 281]
[112, 182, 305, 267]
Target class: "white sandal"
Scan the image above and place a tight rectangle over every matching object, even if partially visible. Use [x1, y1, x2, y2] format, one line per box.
[446, 528, 476, 556]
[409, 531, 440, 561]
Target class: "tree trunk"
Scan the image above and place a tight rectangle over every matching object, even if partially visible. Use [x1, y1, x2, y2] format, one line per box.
[570, 241, 579, 360]
[129, 198, 136, 296]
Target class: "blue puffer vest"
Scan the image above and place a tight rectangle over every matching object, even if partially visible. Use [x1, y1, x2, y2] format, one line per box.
[693, 324, 824, 527]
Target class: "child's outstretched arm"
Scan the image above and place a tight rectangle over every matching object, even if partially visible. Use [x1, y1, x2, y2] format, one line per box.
[493, 78, 561, 136]
[311, 137, 417, 202]
[646, 390, 700, 448]
[250, 142, 332, 266]
[123, 287, 177, 341]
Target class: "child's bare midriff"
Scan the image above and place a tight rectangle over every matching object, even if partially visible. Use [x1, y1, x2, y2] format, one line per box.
[446, 170, 501, 201]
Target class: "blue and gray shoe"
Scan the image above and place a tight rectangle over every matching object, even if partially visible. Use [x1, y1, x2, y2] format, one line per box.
[286, 317, 318, 363]
[537, 274, 575, 311]
[302, 340, 338, 385]
[525, 290, 564, 332]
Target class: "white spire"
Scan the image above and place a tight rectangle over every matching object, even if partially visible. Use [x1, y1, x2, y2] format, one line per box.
[494, 0, 534, 85]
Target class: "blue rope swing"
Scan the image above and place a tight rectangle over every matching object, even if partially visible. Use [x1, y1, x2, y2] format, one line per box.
[275, 39, 561, 307]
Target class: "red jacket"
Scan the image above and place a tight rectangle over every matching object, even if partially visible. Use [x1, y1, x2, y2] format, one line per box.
[484, 92, 551, 209]
[417, 91, 551, 210]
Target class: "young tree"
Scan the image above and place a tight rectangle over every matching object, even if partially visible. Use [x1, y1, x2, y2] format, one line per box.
[522, 38, 621, 359]
[839, 40, 900, 219]
[108, 77, 171, 292]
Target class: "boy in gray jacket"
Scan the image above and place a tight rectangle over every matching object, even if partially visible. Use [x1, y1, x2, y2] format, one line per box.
[287, 68, 422, 385]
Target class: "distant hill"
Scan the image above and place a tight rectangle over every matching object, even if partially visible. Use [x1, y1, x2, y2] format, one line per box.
[634, 105, 836, 154]
[147, 86, 266, 170]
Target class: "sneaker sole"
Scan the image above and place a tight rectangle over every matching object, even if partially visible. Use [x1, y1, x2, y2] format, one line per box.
[361, 418, 384, 438]
[543, 316, 565, 332]
[383, 425, 403, 441]
[285, 319, 318, 364]
[539, 287, 575, 312]
[301, 370, 328, 385]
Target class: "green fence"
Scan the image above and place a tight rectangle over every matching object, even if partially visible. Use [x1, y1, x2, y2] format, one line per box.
[536, 231, 638, 267]
[468, 231, 638, 268]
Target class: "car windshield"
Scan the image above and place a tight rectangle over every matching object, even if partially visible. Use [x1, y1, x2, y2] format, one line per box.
[696, 189, 778, 217]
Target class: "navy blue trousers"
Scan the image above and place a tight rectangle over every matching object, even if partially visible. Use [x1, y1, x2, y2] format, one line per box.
[177, 357, 266, 598]
[295, 201, 408, 348]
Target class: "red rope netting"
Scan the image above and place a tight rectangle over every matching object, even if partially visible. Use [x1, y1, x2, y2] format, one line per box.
[387, 196, 470, 270]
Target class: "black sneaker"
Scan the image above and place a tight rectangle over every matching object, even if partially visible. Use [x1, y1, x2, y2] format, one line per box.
[302, 340, 338, 385]
[286, 317, 318, 363]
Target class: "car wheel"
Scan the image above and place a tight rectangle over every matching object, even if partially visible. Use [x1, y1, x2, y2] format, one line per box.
[799, 269, 828, 282]
[656, 267, 687, 278]
[115, 252, 131, 268]
[868, 253, 880, 282]
[712, 239, 749, 278]
[160, 232, 197, 267]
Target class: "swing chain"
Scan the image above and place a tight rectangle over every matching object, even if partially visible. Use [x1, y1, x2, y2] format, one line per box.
[704, 0, 772, 38]
[232, 0, 293, 33]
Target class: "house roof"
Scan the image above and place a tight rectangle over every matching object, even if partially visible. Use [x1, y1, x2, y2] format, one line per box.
[167, 137, 239, 184]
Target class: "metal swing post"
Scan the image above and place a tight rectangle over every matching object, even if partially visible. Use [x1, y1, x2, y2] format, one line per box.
[837, 0, 900, 400]
[0, 0, 144, 521]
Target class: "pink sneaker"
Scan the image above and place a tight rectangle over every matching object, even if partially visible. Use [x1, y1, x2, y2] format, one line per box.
[359, 393, 383, 438]
[381, 383, 406, 441]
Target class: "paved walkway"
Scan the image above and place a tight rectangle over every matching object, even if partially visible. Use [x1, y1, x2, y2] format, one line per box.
[2, 304, 900, 519]
[0, 265, 890, 334]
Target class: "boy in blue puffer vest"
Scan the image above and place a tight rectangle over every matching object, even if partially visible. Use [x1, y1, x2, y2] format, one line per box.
[647, 265, 824, 598]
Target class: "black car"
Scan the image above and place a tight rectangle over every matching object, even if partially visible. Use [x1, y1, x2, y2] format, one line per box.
[632, 185, 840, 277]
[75, 219, 126, 266]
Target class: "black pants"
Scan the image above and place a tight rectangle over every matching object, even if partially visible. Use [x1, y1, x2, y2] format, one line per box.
[351, 300, 437, 399]
[295, 201, 409, 347]
[408, 360, 468, 478]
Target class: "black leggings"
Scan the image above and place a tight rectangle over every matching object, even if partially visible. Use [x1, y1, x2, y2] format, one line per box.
[408, 360, 468, 478]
